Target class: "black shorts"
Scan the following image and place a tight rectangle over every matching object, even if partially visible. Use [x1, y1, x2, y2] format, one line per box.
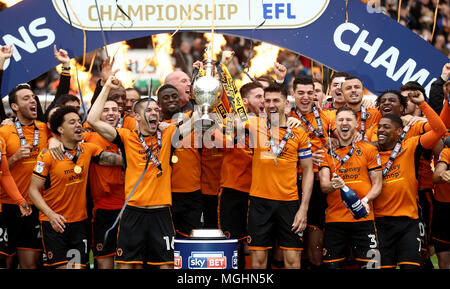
[298, 179, 327, 231]
[0, 212, 7, 256]
[218, 187, 249, 240]
[323, 221, 378, 265]
[92, 208, 121, 258]
[115, 206, 175, 266]
[247, 196, 302, 251]
[375, 216, 421, 268]
[1, 204, 42, 255]
[201, 194, 218, 229]
[171, 190, 203, 237]
[41, 219, 89, 268]
[431, 200, 450, 253]
[418, 188, 434, 248]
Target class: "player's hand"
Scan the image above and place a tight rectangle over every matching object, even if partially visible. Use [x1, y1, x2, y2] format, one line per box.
[48, 137, 65, 161]
[441, 63, 450, 82]
[273, 62, 287, 82]
[440, 170, 450, 183]
[221, 50, 235, 66]
[361, 98, 376, 109]
[352, 132, 363, 143]
[331, 173, 345, 190]
[407, 91, 425, 105]
[105, 75, 121, 90]
[291, 209, 307, 235]
[158, 121, 170, 131]
[361, 198, 370, 215]
[193, 60, 203, 71]
[53, 44, 70, 68]
[48, 212, 67, 233]
[1, 118, 14, 127]
[19, 202, 32, 217]
[312, 149, 325, 166]
[101, 56, 119, 86]
[286, 117, 301, 128]
[0, 44, 13, 61]
[13, 144, 32, 161]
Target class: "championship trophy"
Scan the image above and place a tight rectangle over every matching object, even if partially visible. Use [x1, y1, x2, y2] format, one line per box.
[192, 45, 222, 131]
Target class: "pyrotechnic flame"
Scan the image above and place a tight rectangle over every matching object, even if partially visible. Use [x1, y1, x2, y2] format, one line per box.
[151, 33, 174, 83]
[238, 42, 282, 87]
[56, 58, 95, 102]
[106, 41, 134, 89]
[203, 33, 227, 60]
[0, 0, 22, 7]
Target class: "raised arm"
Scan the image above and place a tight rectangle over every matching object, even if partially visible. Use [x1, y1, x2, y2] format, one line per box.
[86, 75, 120, 142]
[0, 45, 13, 121]
[408, 91, 447, 149]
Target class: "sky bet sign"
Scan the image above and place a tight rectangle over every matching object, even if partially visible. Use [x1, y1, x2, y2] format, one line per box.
[0, 0, 447, 98]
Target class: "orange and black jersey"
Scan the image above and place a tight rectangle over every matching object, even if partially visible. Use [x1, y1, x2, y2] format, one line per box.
[112, 125, 178, 207]
[83, 132, 124, 210]
[0, 137, 27, 213]
[0, 121, 50, 204]
[32, 142, 104, 223]
[201, 148, 224, 196]
[435, 148, 450, 203]
[319, 142, 382, 223]
[164, 112, 201, 193]
[289, 108, 332, 173]
[249, 119, 312, 201]
[374, 136, 429, 219]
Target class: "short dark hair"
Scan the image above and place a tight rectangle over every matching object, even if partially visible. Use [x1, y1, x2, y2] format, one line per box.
[125, 87, 141, 96]
[344, 75, 363, 84]
[55, 94, 81, 106]
[293, 77, 314, 91]
[264, 83, 288, 99]
[134, 97, 158, 114]
[380, 113, 404, 129]
[254, 75, 275, 85]
[49, 105, 80, 136]
[156, 84, 178, 101]
[8, 83, 33, 107]
[313, 80, 325, 92]
[400, 81, 426, 97]
[239, 81, 263, 99]
[376, 90, 407, 111]
[330, 71, 349, 84]
[336, 106, 358, 120]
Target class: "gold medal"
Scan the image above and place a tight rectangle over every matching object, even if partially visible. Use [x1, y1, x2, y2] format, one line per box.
[74, 165, 82, 174]
[339, 167, 347, 174]
[171, 155, 179, 164]
[157, 170, 163, 178]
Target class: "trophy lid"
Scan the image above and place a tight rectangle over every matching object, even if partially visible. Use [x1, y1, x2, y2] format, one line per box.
[189, 229, 226, 240]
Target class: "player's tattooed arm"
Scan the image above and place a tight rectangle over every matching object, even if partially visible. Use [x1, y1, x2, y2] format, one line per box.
[97, 151, 123, 167]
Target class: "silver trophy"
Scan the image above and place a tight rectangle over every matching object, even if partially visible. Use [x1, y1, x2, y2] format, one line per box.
[192, 46, 222, 131]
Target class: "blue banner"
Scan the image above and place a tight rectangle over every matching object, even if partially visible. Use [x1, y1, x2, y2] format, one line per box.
[0, 0, 447, 98]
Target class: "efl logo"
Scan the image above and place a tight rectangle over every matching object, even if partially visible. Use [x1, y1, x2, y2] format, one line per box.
[188, 252, 227, 269]
[174, 251, 182, 269]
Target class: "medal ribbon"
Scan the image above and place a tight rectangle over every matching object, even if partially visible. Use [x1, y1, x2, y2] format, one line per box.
[382, 125, 411, 178]
[138, 130, 163, 174]
[330, 142, 356, 169]
[14, 119, 40, 147]
[295, 105, 325, 138]
[360, 106, 368, 137]
[267, 121, 292, 162]
[64, 144, 81, 166]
